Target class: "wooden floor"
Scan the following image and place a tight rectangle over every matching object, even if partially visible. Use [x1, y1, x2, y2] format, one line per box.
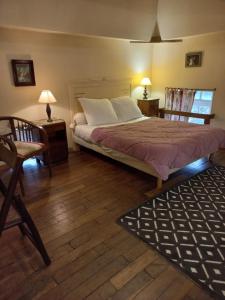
[1, 148, 225, 300]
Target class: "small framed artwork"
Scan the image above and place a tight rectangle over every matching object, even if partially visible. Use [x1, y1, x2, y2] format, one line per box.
[11, 59, 36, 86]
[185, 52, 203, 68]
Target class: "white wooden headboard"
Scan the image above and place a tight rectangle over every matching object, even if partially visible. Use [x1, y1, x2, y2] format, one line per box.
[68, 77, 131, 121]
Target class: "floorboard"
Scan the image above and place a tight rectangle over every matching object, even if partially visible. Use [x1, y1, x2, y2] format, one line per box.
[1, 148, 224, 300]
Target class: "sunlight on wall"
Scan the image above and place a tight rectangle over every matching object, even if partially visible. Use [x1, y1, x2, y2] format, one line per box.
[130, 44, 152, 75]
[0, 27, 153, 146]
[131, 72, 152, 100]
[131, 86, 143, 100]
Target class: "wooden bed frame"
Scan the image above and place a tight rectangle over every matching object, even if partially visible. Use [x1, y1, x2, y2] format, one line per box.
[159, 109, 215, 125]
[68, 78, 215, 190]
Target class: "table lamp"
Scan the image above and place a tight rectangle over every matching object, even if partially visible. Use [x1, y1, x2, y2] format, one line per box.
[38, 90, 57, 122]
[141, 77, 152, 100]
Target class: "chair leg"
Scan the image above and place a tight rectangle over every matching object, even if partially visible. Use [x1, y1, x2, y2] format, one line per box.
[18, 223, 26, 236]
[0, 191, 11, 235]
[19, 176, 25, 196]
[0, 178, 19, 235]
[21, 164, 24, 174]
[14, 195, 51, 266]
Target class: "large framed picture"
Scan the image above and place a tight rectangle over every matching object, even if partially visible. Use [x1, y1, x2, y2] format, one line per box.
[185, 52, 203, 68]
[11, 59, 36, 86]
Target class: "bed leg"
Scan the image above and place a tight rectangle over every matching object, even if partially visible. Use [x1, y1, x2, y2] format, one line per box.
[73, 143, 81, 152]
[156, 178, 163, 190]
[209, 153, 214, 162]
[145, 178, 163, 198]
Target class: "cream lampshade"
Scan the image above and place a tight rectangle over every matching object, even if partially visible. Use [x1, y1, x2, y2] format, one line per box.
[38, 90, 57, 122]
[141, 77, 152, 100]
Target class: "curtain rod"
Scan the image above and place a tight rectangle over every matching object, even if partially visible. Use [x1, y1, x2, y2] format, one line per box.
[166, 87, 216, 92]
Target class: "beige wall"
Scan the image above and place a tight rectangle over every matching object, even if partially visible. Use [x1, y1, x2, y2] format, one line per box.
[0, 0, 157, 41]
[1, 26, 224, 150]
[0, 27, 153, 146]
[151, 32, 225, 128]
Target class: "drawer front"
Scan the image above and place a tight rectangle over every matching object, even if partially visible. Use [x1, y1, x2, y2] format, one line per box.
[138, 99, 159, 116]
[44, 122, 65, 134]
[138, 101, 149, 115]
[43, 121, 68, 163]
[42, 141, 68, 164]
[49, 143, 68, 163]
[149, 101, 159, 116]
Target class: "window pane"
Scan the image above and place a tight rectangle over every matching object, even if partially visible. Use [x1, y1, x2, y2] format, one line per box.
[189, 117, 204, 124]
[189, 89, 214, 124]
[191, 103, 199, 113]
[192, 90, 214, 114]
[194, 91, 201, 100]
[201, 91, 214, 101]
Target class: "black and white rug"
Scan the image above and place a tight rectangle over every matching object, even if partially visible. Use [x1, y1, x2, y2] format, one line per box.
[118, 165, 225, 299]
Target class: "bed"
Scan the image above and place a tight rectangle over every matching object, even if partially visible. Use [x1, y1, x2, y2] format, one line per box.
[73, 116, 179, 184]
[69, 78, 225, 189]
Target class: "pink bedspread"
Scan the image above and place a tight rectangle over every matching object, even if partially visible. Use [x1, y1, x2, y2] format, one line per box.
[91, 118, 225, 180]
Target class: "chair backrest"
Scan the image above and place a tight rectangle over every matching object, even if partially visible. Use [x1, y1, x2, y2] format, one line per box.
[0, 116, 37, 142]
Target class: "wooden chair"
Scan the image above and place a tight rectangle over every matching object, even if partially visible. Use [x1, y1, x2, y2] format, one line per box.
[0, 137, 51, 265]
[0, 116, 52, 177]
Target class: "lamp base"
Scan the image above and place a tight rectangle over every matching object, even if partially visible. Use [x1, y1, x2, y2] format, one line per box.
[143, 86, 148, 100]
[46, 103, 53, 122]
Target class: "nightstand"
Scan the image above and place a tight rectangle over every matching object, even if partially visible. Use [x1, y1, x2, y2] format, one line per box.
[137, 98, 159, 117]
[33, 119, 68, 164]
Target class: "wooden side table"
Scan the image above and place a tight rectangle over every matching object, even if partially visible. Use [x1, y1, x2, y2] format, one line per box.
[33, 119, 68, 164]
[137, 98, 159, 117]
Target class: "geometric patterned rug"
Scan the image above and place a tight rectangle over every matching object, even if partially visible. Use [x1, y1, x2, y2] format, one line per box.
[118, 166, 225, 299]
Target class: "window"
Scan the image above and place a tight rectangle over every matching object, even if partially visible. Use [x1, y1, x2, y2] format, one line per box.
[189, 90, 214, 124]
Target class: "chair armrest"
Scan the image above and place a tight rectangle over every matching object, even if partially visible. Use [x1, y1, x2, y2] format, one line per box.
[0, 136, 20, 168]
[0, 136, 17, 153]
[0, 116, 49, 147]
[159, 108, 215, 125]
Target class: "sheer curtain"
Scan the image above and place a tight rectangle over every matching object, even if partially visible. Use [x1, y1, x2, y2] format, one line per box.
[165, 88, 196, 121]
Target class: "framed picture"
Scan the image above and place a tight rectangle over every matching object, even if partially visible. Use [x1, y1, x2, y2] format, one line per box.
[11, 59, 36, 86]
[185, 52, 203, 68]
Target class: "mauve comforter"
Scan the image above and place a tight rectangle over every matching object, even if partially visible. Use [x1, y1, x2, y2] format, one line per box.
[91, 118, 225, 180]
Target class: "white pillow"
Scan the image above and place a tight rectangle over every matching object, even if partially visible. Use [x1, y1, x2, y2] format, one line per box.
[78, 98, 119, 125]
[110, 96, 143, 122]
[73, 112, 87, 125]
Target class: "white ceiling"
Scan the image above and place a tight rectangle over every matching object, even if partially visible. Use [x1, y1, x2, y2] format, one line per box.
[158, 0, 225, 39]
[0, 0, 224, 40]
